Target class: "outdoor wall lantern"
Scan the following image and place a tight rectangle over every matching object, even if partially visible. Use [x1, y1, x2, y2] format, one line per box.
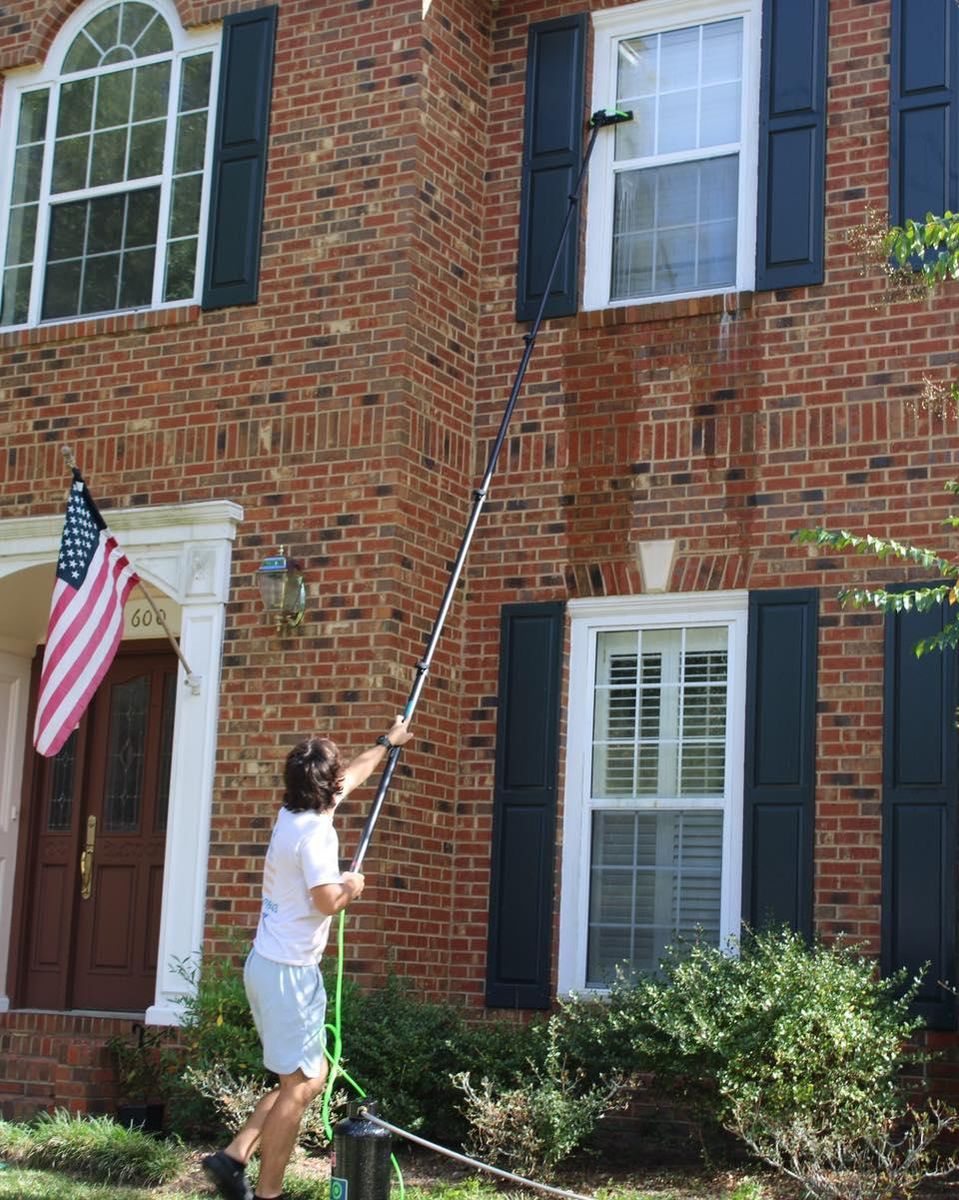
[257, 547, 306, 632]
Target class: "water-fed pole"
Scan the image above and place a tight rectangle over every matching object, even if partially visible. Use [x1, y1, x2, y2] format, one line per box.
[350, 108, 633, 872]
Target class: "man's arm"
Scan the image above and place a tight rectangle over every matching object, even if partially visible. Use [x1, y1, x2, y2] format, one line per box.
[338, 715, 413, 797]
[311, 870, 365, 916]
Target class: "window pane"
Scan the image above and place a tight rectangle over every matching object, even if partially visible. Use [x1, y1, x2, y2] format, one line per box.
[42, 258, 82, 319]
[63, 31, 102, 74]
[13, 144, 45, 205]
[133, 61, 171, 121]
[174, 111, 208, 174]
[586, 809, 723, 983]
[658, 88, 698, 155]
[91, 127, 128, 186]
[612, 157, 738, 300]
[58, 78, 95, 138]
[592, 626, 728, 800]
[47, 200, 88, 259]
[659, 25, 699, 94]
[82, 251, 121, 312]
[52, 135, 90, 193]
[42, 189, 159, 319]
[86, 6, 121, 54]
[610, 13, 744, 301]
[701, 81, 741, 146]
[126, 188, 160, 245]
[163, 236, 197, 300]
[128, 119, 165, 177]
[119, 245, 156, 306]
[18, 89, 50, 144]
[86, 194, 125, 253]
[169, 173, 201, 238]
[1, 265, 33, 325]
[703, 18, 742, 84]
[5, 205, 38, 266]
[136, 11, 173, 56]
[120, 1, 155, 48]
[180, 54, 212, 112]
[95, 69, 133, 129]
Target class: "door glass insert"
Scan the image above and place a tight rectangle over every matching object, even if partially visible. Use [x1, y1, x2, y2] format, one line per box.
[103, 674, 148, 831]
[46, 730, 77, 831]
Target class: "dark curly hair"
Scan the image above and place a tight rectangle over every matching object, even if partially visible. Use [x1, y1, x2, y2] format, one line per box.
[283, 736, 344, 813]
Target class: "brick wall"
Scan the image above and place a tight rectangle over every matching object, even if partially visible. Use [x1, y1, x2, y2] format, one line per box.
[2, 0, 959, 1028]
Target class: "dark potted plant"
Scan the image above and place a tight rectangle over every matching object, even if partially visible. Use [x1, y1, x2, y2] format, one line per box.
[108, 1022, 176, 1134]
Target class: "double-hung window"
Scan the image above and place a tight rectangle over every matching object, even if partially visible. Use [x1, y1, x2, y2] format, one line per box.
[558, 594, 747, 991]
[583, 0, 760, 309]
[0, 0, 219, 328]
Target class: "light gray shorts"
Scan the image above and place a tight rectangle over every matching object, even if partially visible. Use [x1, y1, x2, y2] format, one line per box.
[244, 948, 328, 1078]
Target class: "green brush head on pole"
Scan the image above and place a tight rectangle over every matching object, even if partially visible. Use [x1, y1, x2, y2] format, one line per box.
[590, 107, 633, 127]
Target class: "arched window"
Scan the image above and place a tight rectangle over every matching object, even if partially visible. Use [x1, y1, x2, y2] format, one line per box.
[0, 0, 219, 326]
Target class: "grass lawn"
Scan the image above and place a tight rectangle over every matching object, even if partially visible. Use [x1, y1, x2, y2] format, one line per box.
[0, 1150, 794, 1200]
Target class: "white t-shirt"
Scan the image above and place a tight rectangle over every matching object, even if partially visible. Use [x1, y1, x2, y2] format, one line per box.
[252, 806, 343, 965]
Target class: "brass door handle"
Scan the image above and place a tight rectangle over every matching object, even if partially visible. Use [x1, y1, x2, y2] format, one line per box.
[79, 815, 96, 900]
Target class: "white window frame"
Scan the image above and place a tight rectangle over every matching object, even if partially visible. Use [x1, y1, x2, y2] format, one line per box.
[583, 0, 761, 311]
[558, 591, 748, 993]
[0, 0, 219, 331]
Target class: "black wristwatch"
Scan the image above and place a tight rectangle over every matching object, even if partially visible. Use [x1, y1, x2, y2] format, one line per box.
[376, 734, 393, 748]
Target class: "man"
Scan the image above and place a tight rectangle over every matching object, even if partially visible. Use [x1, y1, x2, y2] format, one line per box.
[202, 715, 413, 1200]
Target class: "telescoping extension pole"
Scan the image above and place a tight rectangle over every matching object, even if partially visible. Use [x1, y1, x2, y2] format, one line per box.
[350, 107, 632, 872]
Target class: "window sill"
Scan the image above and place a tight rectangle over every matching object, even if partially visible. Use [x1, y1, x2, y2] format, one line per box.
[577, 290, 754, 330]
[0, 304, 201, 349]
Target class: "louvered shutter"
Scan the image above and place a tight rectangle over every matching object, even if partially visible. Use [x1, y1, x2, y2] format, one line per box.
[742, 590, 818, 936]
[755, 0, 828, 290]
[883, 601, 957, 1029]
[485, 603, 564, 1008]
[515, 14, 587, 322]
[889, 0, 959, 228]
[201, 6, 277, 309]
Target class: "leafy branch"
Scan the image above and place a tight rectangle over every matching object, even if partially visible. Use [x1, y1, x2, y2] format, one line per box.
[794, 506, 959, 657]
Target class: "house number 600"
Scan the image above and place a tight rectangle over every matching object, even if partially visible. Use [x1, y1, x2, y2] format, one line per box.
[129, 607, 166, 628]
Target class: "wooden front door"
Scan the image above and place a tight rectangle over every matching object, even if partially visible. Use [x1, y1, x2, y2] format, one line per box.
[16, 644, 176, 1012]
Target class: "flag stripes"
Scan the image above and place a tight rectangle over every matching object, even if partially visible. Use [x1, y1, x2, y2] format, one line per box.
[33, 473, 139, 758]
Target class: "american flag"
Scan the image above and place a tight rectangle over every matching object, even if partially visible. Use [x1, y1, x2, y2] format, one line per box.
[33, 469, 139, 757]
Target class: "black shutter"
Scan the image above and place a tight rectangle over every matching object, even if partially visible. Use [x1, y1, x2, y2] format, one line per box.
[883, 601, 957, 1029]
[201, 6, 277, 310]
[755, 0, 828, 290]
[515, 14, 586, 322]
[743, 590, 818, 936]
[485, 602, 564, 1008]
[889, 0, 959, 227]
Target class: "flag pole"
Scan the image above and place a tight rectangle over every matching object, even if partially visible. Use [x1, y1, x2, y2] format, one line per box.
[59, 445, 201, 695]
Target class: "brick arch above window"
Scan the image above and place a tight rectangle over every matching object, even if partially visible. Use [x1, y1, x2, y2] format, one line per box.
[0, 0, 204, 73]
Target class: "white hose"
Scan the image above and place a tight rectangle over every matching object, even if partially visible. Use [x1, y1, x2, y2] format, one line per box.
[357, 1108, 595, 1200]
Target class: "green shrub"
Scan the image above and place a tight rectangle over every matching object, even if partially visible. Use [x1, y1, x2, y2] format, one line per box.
[0, 1110, 183, 1186]
[621, 926, 959, 1198]
[170, 941, 536, 1149]
[332, 973, 534, 1145]
[454, 1015, 624, 1178]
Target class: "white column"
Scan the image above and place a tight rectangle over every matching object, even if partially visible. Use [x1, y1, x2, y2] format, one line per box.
[0, 648, 32, 1012]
